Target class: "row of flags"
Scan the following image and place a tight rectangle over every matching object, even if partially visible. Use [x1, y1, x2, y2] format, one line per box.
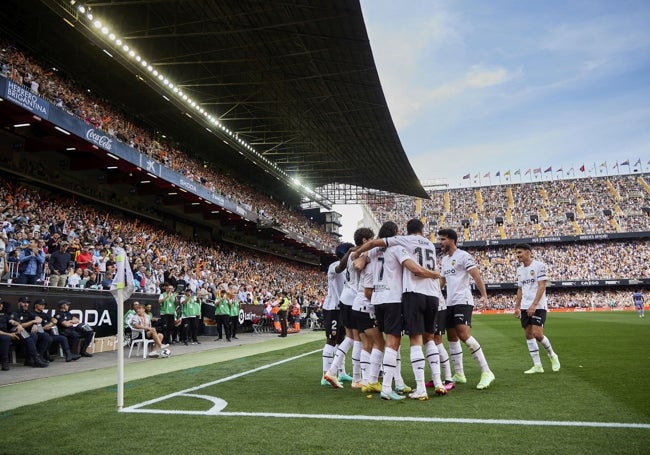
[462, 159, 646, 180]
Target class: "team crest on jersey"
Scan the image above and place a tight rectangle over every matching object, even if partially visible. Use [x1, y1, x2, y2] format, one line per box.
[529, 270, 535, 276]
[451, 260, 456, 266]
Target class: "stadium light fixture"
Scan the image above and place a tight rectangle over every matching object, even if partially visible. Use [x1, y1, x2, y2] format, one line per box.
[76, 4, 330, 207]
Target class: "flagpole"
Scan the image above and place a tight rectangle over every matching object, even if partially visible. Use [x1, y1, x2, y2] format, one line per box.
[111, 243, 134, 411]
[117, 287, 124, 410]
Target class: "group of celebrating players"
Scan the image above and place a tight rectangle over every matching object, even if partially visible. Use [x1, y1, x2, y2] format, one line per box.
[320, 218, 560, 401]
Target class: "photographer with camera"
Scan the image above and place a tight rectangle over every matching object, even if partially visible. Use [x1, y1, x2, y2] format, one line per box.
[54, 300, 94, 358]
[16, 239, 45, 285]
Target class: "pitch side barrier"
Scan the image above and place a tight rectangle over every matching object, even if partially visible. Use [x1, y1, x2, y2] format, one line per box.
[483, 278, 650, 291]
[456, 231, 650, 248]
[0, 284, 266, 338]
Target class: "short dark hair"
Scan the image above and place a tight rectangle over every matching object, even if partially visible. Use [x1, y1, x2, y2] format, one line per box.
[353, 227, 375, 246]
[514, 243, 532, 251]
[378, 221, 398, 239]
[437, 228, 457, 243]
[406, 218, 424, 235]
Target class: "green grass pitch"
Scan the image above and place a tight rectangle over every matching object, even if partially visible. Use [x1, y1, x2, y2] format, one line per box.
[1, 312, 648, 454]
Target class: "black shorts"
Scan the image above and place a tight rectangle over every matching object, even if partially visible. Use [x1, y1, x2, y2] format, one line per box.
[434, 308, 447, 335]
[402, 292, 438, 335]
[520, 309, 547, 328]
[339, 304, 353, 330]
[354, 309, 377, 332]
[374, 302, 402, 336]
[323, 309, 340, 339]
[446, 304, 473, 328]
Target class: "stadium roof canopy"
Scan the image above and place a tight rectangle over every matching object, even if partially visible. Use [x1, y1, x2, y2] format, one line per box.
[1, 0, 428, 204]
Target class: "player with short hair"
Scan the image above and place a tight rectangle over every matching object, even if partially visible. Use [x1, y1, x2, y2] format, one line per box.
[438, 228, 495, 390]
[355, 219, 444, 400]
[513, 243, 560, 374]
[323, 227, 374, 389]
[354, 221, 413, 399]
[320, 242, 353, 386]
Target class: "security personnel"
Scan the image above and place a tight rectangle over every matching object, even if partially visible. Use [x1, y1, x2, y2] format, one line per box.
[278, 291, 290, 337]
[214, 290, 231, 342]
[0, 300, 14, 370]
[180, 289, 201, 345]
[229, 294, 241, 340]
[158, 283, 177, 345]
[4, 299, 47, 368]
[54, 300, 94, 357]
[10, 296, 50, 365]
[33, 298, 80, 362]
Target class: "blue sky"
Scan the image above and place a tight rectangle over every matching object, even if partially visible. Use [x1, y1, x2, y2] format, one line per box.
[359, 0, 650, 187]
[335, 0, 650, 242]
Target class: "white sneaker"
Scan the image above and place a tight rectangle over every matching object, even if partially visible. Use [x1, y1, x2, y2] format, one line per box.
[408, 390, 429, 401]
[550, 354, 561, 372]
[524, 365, 544, 374]
[148, 350, 160, 358]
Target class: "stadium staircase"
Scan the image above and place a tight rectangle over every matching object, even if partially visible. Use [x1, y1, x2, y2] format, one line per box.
[638, 177, 650, 194]
[506, 187, 514, 208]
[475, 189, 484, 212]
[571, 220, 583, 235]
[605, 179, 621, 200]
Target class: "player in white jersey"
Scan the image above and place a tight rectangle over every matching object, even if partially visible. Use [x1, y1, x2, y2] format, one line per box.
[354, 219, 444, 400]
[438, 228, 495, 390]
[324, 228, 374, 389]
[513, 243, 560, 374]
[352, 247, 383, 390]
[355, 221, 412, 399]
[320, 242, 354, 386]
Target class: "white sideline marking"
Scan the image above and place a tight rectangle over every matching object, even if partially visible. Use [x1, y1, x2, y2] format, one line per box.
[121, 349, 650, 430]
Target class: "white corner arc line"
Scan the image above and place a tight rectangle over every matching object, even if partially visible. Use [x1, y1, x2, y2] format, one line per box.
[121, 349, 320, 412]
[120, 349, 650, 430]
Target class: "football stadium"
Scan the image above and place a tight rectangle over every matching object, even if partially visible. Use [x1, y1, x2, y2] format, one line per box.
[0, 1, 648, 454]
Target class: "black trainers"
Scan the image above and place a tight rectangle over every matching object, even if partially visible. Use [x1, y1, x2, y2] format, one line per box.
[32, 357, 49, 368]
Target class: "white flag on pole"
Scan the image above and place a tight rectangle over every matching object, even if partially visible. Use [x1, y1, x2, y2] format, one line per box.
[110, 245, 135, 301]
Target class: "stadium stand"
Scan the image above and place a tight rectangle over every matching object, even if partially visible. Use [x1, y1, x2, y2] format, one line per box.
[365, 174, 650, 309]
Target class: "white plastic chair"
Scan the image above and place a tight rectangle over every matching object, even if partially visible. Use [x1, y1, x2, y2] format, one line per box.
[127, 326, 154, 359]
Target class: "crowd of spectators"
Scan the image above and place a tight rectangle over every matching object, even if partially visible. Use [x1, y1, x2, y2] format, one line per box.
[0, 176, 326, 309]
[368, 174, 650, 241]
[0, 38, 337, 249]
[470, 240, 650, 283]
[479, 289, 639, 312]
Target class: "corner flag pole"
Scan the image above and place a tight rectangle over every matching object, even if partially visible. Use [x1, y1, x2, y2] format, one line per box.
[110, 244, 134, 411]
[117, 287, 125, 410]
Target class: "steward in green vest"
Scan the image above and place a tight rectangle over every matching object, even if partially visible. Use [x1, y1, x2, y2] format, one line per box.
[214, 290, 231, 341]
[229, 297, 241, 340]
